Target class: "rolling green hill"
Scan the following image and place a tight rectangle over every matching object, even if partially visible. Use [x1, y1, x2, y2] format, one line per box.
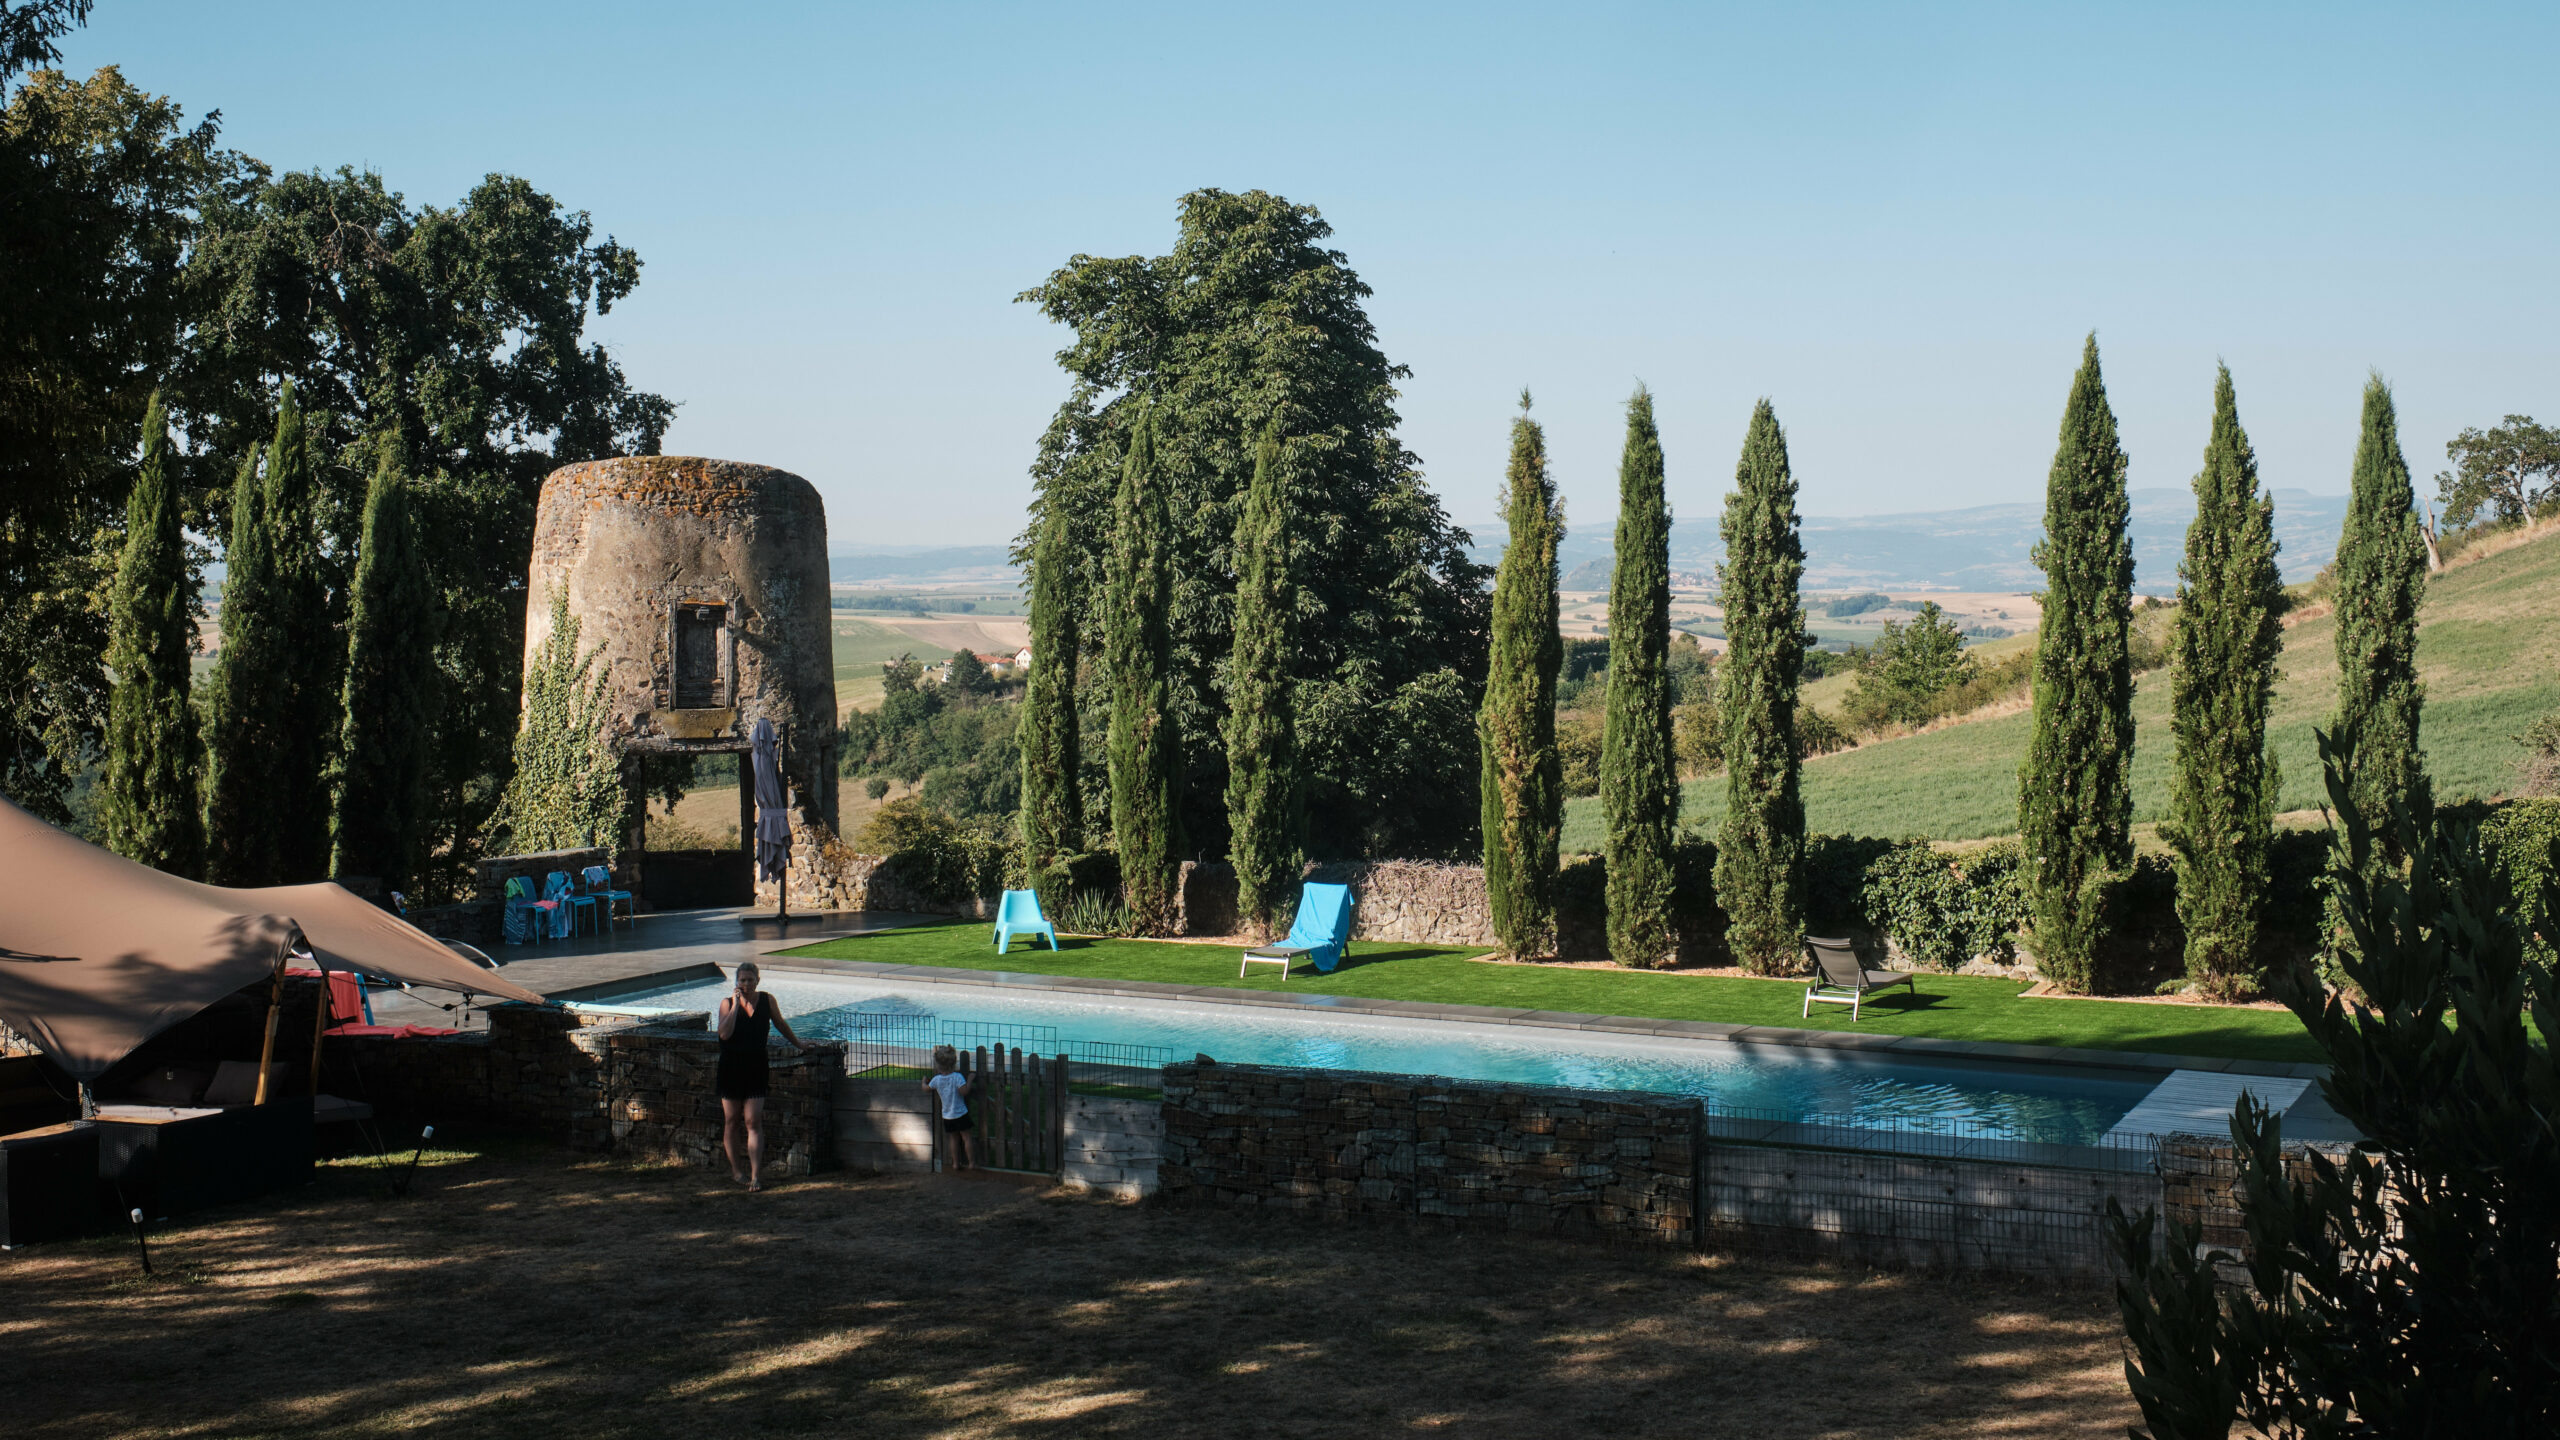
[1564, 523, 2560, 849]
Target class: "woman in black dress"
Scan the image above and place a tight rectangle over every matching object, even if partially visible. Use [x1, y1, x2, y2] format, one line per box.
[717, 963, 812, 1190]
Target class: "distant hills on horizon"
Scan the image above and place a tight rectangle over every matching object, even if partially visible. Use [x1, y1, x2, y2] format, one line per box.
[832, 487, 2353, 594]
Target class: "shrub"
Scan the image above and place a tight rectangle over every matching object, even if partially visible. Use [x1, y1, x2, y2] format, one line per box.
[2479, 797, 2560, 969]
[857, 797, 1011, 905]
[864, 777, 890, 801]
[2515, 712, 2560, 797]
[1795, 705, 1853, 757]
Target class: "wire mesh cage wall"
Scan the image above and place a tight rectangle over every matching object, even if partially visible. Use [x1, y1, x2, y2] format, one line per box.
[940, 1019, 1060, 1052]
[834, 1012, 937, 1076]
[1065, 1041, 1177, 1094]
[1702, 1102, 2164, 1277]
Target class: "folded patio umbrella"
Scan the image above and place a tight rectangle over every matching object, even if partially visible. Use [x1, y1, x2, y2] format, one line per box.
[0, 795, 544, 1083]
[752, 716, 791, 884]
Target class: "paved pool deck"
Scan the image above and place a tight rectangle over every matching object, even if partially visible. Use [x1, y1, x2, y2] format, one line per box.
[380, 907, 2354, 1141]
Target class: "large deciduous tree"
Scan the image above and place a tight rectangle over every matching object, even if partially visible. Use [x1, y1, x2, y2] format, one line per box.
[99, 393, 203, 875]
[1106, 409, 1183, 933]
[2163, 366, 2284, 1000]
[175, 165, 672, 899]
[0, 62, 241, 820]
[1018, 498, 1083, 871]
[1224, 428, 1302, 935]
[1017, 189, 1488, 862]
[2019, 335, 2134, 993]
[2433, 413, 2560, 530]
[1602, 386, 1677, 968]
[332, 443, 438, 891]
[1716, 399, 1807, 974]
[2331, 376, 2430, 870]
[1479, 394, 1564, 958]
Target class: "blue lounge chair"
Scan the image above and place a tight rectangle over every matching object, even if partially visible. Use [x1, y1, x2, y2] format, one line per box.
[584, 864, 636, 929]
[993, 889, 1059, 953]
[1239, 882, 1355, 979]
[544, 870, 589, 938]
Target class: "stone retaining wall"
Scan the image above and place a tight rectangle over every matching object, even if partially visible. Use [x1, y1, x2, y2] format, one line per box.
[2157, 1134, 2362, 1260]
[1157, 1062, 1700, 1245]
[835, 1077, 938, 1173]
[325, 1004, 843, 1177]
[759, 827, 993, 920]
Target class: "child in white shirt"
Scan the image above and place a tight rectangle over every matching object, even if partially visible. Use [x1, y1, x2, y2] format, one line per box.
[924, 1044, 974, 1170]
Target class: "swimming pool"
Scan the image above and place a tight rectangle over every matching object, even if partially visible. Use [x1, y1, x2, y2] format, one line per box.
[605, 969, 2167, 1146]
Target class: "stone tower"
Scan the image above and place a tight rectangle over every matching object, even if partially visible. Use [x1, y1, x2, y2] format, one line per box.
[524, 456, 839, 892]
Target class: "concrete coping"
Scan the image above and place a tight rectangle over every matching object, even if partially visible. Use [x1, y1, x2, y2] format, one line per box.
[571, 955, 2330, 1082]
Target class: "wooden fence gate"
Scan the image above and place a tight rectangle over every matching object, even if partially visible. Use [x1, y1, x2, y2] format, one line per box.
[951, 1044, 1066, 1175]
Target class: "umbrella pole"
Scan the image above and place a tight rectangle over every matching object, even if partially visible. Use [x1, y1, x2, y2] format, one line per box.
[252, 953, 287, 1106]
[307, 954, 333, 1096]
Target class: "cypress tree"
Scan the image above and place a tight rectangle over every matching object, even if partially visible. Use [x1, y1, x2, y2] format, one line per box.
[1716, 399, 1808, 974]
[2018, 335, 2135, 993]
[1479, 392, 1564, 957]
[2330, 375, 2429, 850]
[1107, 408, 1183, 933]
[261, 383, 339, 880]
[332, 443, 439, 891]
[1019, 495, 1083, 869]
[100, 393, 205, 877]
[2163, 366, 2285, 1000]
[1601, 386, 1678, 968]
[201, 442, 281, 887]
[1224, 427, 1301, 935]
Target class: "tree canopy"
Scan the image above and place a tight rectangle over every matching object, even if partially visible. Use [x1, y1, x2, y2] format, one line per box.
[2433, 413, 2560, 530]
[1017, 188, 1488, 860]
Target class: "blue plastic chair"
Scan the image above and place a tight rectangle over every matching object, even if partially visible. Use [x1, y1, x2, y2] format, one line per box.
[1239, 882, 1355, 979]
[583, 865, 636, 929]
[503, 875, 557, 945]
[544, 870, 589, 938]
[992, 889, 1059, 953]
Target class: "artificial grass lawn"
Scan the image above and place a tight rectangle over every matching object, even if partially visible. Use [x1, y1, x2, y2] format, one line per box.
[778, 921, 2324, 1065]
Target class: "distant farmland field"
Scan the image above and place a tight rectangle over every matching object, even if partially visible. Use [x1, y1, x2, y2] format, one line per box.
[830, 614, 1030, 715]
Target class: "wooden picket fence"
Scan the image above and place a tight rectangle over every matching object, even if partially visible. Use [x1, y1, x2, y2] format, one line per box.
[950, 1043, 1066, 1176]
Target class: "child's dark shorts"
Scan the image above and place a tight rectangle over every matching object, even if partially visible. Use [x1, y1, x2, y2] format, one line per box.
[943, 1115, 974, 1133]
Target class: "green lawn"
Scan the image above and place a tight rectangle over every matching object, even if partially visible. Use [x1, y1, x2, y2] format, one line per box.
[1565, 525, 2560, 846]
[778, 921, 2323, 1064]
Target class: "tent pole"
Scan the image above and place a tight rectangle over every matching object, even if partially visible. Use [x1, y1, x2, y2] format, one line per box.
[307, 952, 332, 1096]
[251, 952, 287, 1106]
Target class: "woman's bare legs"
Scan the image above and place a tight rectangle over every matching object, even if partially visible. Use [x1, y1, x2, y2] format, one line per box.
[721, 1097, 749, 1183]
[743, 1096, 767, 1189]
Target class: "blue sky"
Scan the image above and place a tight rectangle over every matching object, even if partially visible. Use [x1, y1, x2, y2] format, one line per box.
[61, 2, 2560, 547]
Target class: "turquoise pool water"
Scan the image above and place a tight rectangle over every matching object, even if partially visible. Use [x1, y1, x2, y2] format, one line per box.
[613, 971, 2163, 1145]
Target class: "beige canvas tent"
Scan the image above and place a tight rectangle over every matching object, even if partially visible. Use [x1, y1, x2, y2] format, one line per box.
[0, 796, 544, 1083]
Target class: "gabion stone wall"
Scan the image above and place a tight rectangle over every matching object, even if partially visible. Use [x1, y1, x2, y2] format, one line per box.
[1157, 1061, 1700, 1245]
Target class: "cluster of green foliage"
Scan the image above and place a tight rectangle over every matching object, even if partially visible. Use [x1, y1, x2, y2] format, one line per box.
[1822, 592, 1893, 618]
[2109, 736, 2559, 1439]
[2162, 367, 2286, 999]
[1017, 189, 1488, 864]
[2433, 412, 2558, 529]
[2330, 378, 2432, 876]
[857, 796, 1018, 907]
[839, 656, 1021, 820]
[1478, 394, 1564, 957]
[494, 589, 625, 856]
[1600, 388, 1678, 968]
[1841, 601, 1975, 731]
[1224, 429, 1303, 934]
[2018, 335, 2136, 992]
[1716, 399, 1808, 974]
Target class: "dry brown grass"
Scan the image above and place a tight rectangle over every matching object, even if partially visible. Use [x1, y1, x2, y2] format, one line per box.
[2, 1141, 2141, 1439]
